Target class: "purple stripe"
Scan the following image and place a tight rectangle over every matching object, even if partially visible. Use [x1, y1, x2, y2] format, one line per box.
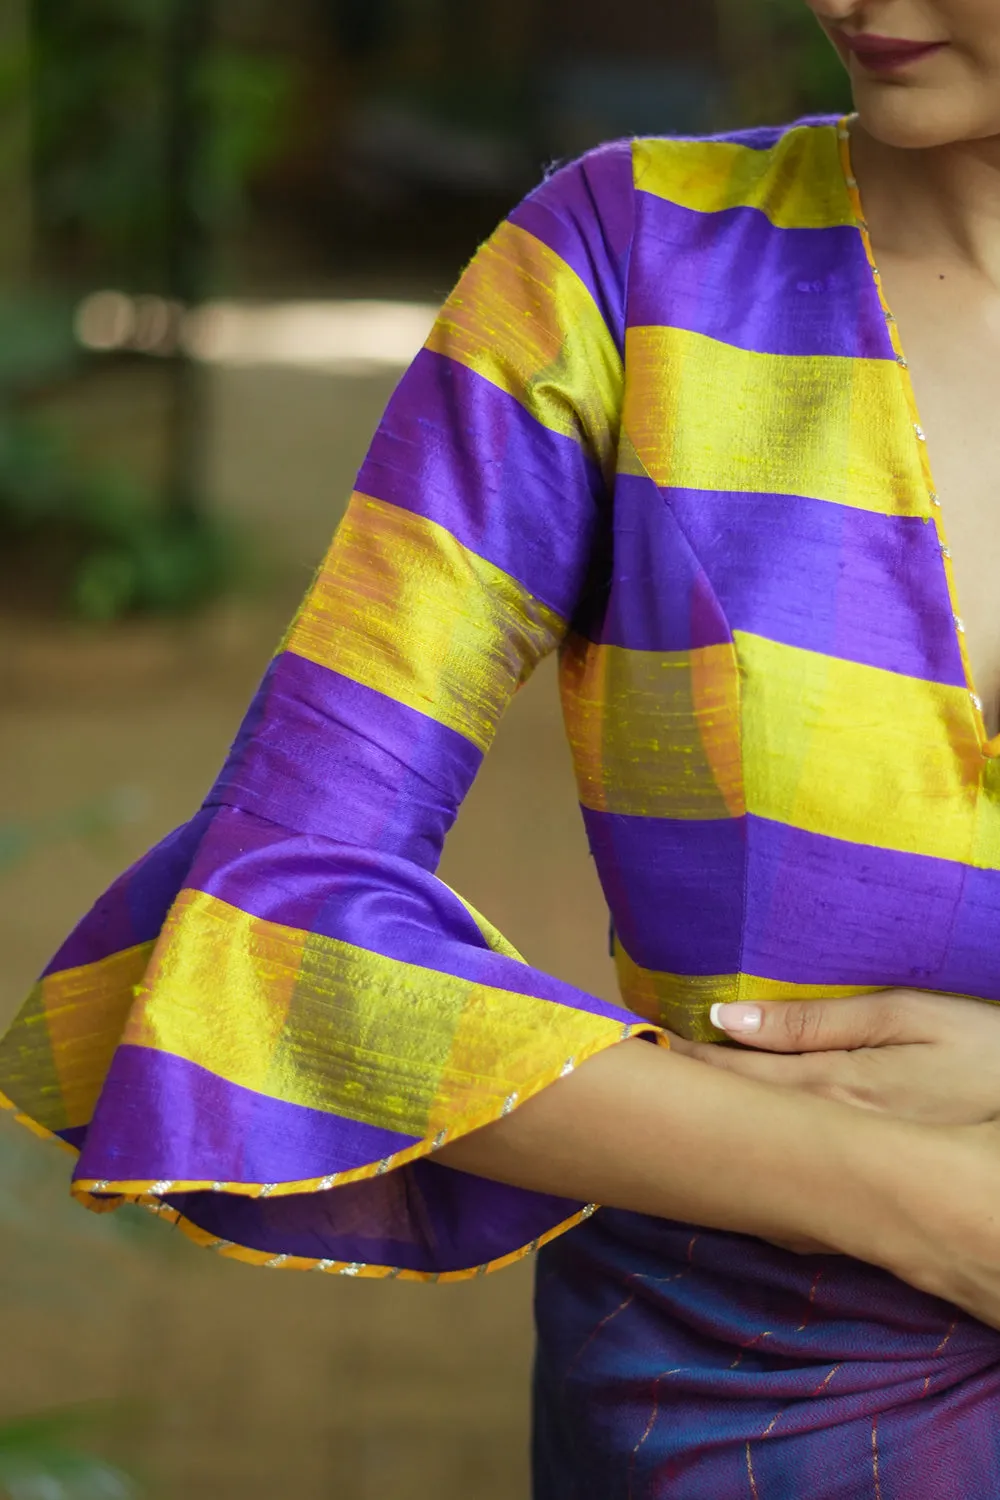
[585, 809, 746, 975]
[356, 349, 606, 622]
[78, 1046, 418, 1184]
[209, 653, 483, 871]
[163, 1161, 584, 1274]
[589, 472, 733, 651]
[509, 141, 634, 355]
[946, 863, 1000, 1002]
[743, 818, 1000, 998]
[630, 196, 892, 358]
[590, 808, 1000, 1000]
[665, 486, 966, 684]
[43, 812, 213, 977]
[592, 477, 965, 684]
[186, 806, 639, 1026]
[77, 1046, 588, 1274]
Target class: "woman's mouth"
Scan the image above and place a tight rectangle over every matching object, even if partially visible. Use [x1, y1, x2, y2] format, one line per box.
[835, 32, 949, 75]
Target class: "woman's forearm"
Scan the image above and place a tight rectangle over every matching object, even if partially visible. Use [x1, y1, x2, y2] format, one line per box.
[436, 1039, 909, 1261]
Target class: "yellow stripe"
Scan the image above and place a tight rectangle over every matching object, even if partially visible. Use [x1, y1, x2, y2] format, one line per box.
[560, 636, 743, 819]
[283, 494, 565, 753]
[975, 764, 1000, 869]
[426, 219, 623, 479]
[0, 943, 154, 1132]
[616, 944, 887, 1040]
[621, 326, 925, 516]
[633, 123, 852, 229]
[128, 893, 301, 1099]
[125, 889, 635, 1139]
[738, 631, 995, 861]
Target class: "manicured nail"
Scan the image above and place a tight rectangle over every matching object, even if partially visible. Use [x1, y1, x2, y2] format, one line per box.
[710, 1003, 763, 1035]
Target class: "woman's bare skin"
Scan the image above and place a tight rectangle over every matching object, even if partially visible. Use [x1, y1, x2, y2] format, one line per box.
[851, 123, 1000, 735]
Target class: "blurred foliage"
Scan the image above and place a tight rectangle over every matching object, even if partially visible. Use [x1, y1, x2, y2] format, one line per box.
[0, 1, 288, 620]
[717, 0, 852, 121]
[764, 0, 854, 114]
[32, 0, 295, 285]
[0, 296, 230, 621]
[0, 398, 233, 621]
[0, 456, 234, 622]
[0, 1411, 135, 1500]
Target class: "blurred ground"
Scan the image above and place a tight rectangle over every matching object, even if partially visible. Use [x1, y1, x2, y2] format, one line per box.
[0, 360, 619, 1499]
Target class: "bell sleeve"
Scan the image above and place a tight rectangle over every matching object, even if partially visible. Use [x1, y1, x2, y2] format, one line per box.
[0, 142, 668, 1280]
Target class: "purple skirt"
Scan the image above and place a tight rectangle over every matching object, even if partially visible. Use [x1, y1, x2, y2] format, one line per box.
[533, 1210, 1000, 1498]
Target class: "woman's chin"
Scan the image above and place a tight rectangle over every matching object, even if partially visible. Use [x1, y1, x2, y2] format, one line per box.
[853, 83, 995, 151]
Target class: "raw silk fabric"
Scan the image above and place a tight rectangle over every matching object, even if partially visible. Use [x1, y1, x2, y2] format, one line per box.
[4, 115, 1000, 1491]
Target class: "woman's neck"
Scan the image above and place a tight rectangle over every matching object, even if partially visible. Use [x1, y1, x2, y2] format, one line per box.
[853, 121, 1000, 286]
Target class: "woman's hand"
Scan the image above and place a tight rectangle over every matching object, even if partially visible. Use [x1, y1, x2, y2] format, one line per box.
[669, 992, 1000, 1288]
[667, 991, 1000, 1127]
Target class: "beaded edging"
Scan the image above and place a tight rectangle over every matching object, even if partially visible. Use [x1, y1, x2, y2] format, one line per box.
[0, 1020, 663, 1282]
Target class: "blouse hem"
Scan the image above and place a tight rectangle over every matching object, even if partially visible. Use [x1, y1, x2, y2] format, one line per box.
[0, 1021, 668, 1282]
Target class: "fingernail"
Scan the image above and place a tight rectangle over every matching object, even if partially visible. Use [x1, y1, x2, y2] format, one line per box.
[710, 1003, 763, 1035]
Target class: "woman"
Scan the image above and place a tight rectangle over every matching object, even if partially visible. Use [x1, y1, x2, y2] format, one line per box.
[5, 0, 1000, 1492]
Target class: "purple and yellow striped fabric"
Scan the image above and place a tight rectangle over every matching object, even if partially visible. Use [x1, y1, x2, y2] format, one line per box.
[3, 113, 1000, 1306]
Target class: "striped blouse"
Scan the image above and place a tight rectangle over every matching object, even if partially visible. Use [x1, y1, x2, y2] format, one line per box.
[2, 114, 997, 1281]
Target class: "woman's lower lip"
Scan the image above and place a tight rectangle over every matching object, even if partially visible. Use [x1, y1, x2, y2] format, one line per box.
[850, 43, 947, 74]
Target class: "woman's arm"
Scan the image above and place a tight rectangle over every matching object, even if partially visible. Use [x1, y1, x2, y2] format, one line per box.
[438, 1038, 896, 1256]
[438, 1036, 1000, 1332]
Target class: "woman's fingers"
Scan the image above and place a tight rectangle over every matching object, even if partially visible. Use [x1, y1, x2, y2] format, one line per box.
[708, 992, 934, 1053]
[671, 993, 1000, 1128]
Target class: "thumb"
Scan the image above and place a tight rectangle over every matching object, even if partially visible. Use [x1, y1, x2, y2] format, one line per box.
[708, 993, 911, 1053]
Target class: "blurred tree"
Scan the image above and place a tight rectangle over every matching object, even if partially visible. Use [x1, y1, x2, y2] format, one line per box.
[0, 0, 32, 289]
[716, 0, 851, 122]
[163, 0, 209, 527]
[31, 0, 293, 286]
[770, 0, 853, 115]
[0, 0, 294, 621]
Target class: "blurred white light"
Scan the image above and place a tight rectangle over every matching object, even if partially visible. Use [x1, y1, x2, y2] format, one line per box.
[131, 295, 182, 354]
[75, 290, 135, 351]
[74, 294, 438, 373]
[75, 292, 437, 372]
[180, 300, 438, 373]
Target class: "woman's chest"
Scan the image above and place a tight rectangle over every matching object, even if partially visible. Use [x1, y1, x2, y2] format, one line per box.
[875, 254, 1000, 735]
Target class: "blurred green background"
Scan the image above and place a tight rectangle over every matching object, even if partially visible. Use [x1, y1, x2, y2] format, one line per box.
[0, 4, 849, 1496]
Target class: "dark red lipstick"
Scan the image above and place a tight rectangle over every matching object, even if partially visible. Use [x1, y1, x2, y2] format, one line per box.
[836, 31, 948, 75]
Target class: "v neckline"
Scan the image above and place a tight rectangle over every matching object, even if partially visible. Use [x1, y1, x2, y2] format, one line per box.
[835, 113, 1000, 762]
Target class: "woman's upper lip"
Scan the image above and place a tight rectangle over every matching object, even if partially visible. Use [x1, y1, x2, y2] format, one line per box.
[838, 32, 948, 58]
